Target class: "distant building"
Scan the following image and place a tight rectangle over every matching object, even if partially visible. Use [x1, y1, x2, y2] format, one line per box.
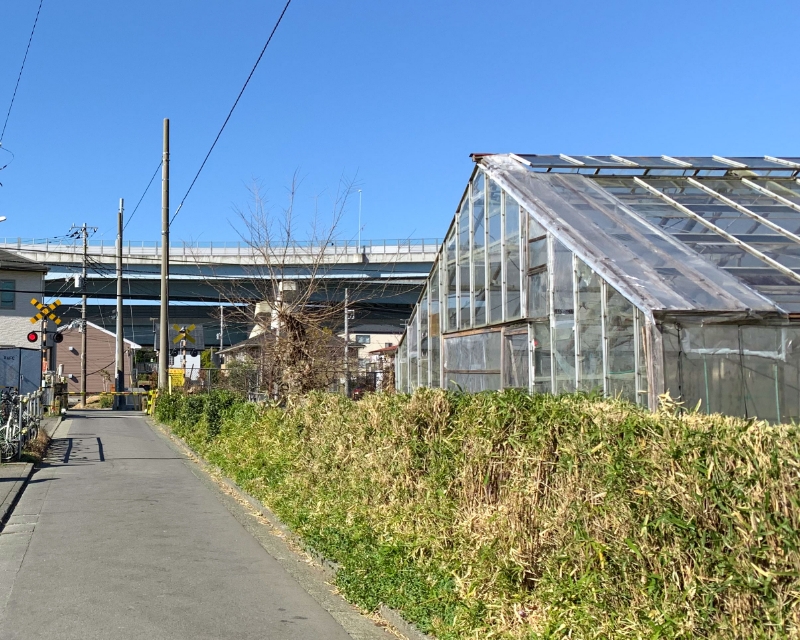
[338, 323, 403, 365]
[0, 249, 48, 348]
[57, 321, 140, 395]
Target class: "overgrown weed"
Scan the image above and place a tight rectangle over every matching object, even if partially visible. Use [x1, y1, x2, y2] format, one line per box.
[156, 388, 800, 639]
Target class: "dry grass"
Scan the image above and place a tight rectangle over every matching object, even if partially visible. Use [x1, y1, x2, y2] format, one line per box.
[157, 388, 800, 639]
[21, 424, 52, 464]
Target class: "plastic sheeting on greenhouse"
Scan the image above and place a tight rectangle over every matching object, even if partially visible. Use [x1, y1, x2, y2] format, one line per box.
[398, 154, 800, 422]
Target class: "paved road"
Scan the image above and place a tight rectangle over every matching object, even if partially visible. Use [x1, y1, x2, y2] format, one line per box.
[0, 412, 369, 640]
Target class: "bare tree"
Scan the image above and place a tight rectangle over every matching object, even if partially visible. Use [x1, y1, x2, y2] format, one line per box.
[203, 172, 363, 400]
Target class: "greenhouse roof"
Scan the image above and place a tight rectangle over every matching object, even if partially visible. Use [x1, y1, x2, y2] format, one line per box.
[476, 154, 800, 318]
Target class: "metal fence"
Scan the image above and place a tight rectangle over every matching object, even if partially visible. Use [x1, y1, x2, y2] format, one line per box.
[0, 387, 44, 461]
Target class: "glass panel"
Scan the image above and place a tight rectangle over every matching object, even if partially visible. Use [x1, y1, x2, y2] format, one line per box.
[529, 214, 546, 241]
[528, 237, 547, 270]
[532, 322, 552, 394]
[458, 199, 471, 329]
[443, 332, 501, 373]
[408, 313, 418, 390]
[505, 194, 521, 320]
[604, 284, 635, 402]
[487, 180, 503, 324]
[473, 173, 486, 326]
[780, 327, 800, 423]
[446, 229, 457, 332]
[0, 281, 13, 308]
[429, 263, 441, 388]
[397, 340, 407, 393]
[635, 308, 649, 407]
[661, 323, 681, 404]
[679, 325, 745, 416]
[527, 270, 548, 318]
[552, 240, 576, 393]
[576, 259, 603, 393]
[419, 296, 429, 388]
[504, 332, 529, 389]
[446, 373, 502, 393]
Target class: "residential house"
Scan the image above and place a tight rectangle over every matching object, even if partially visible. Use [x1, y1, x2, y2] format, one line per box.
[57, 321, 140, 395]
[0, 249, 48, 348]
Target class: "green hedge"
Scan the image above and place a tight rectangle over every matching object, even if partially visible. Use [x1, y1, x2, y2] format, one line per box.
[155, 389, 800, 639]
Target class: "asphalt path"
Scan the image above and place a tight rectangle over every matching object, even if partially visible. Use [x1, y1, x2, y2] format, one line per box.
[0, 411, 373, 640]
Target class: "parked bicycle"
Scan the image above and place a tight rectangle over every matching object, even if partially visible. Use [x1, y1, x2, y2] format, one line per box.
[0, 387, 43, 461]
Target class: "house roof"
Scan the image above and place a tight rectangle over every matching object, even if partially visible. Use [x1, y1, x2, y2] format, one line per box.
[347, 324, 404, 334]
[369, 345, 397, 355]
[0, 249, 48, 273]
[61, 320, 141, 349]
[476, 154, 800, 318]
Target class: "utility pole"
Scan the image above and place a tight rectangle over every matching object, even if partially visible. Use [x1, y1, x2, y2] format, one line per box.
[219, 304, 223, 352]
[158, 118, 170, 389]
[344, 288, 350, 398]
[79, 224, 88, 407]
[115, 198, 124, 409]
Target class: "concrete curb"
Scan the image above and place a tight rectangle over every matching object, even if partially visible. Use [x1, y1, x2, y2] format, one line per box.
[147, 417, 434, 640]
[0, 463, 34, 528]
[0, 412, 64, 530]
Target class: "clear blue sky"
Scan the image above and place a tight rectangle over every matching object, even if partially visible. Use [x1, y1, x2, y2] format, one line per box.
[0, 0, 798, 245]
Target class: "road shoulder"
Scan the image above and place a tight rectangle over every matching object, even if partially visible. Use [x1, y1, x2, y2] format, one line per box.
[145, 415, 409, 640]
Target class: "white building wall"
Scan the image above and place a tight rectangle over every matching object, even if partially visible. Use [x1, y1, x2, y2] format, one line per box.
[0, 270, 46, 348]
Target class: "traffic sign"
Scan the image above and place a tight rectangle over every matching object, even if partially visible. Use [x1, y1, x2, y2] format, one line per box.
[29, 298, 63, 325]
[154, 324, 205, 349]
[172, 324, 196, 345]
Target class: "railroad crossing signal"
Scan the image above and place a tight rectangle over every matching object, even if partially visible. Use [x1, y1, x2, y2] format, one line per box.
[29, 298, 63, 325]
[172, 324, 196, 345]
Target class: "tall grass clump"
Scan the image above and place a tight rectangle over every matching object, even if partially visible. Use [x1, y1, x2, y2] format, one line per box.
[156, 388, 800, 639]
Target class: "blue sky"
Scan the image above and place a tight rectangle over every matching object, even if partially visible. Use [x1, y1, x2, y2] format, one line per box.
[0, 0, 798, 246]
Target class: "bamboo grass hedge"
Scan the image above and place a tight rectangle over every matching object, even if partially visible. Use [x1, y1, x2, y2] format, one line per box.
[155, 389, 800, 639]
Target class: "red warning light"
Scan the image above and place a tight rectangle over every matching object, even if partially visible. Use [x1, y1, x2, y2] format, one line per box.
[26, 331, 38, 343]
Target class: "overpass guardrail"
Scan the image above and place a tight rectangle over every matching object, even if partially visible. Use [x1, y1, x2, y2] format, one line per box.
[0, 237, 443, 257]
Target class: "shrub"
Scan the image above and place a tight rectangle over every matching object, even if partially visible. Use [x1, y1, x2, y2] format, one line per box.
[155, 388, 800, 639]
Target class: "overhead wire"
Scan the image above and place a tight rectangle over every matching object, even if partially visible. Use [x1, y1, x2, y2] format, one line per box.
[0, 0, 45, 145]
[170, 0, 293, 225]
[123, 160, 162, 232]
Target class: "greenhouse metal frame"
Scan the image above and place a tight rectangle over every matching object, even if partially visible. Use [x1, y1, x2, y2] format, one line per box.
[396, 154, 800, 422]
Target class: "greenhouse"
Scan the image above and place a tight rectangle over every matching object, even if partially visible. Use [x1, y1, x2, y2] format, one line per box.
[396, 154, 800, 422]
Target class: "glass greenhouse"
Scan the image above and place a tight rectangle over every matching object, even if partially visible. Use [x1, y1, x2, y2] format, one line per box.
[396, 154, 800, 422]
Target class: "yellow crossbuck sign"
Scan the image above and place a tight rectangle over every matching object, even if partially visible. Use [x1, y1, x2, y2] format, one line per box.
[172, 324, 196, 344]
[30, 298, 63, 325]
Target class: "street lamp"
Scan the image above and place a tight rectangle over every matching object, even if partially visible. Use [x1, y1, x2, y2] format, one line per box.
[357, 189, 362, 250]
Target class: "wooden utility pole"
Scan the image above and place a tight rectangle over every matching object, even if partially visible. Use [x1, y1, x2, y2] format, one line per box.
[115, 198, 124, 409]
[80, 223, 88, 407]
[158, 119, 170, 389]
[344, 288, 350, 398]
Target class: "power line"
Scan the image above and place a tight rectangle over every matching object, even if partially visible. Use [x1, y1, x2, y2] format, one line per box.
[0, 0, 45, 145]
[124, 161, 162, 232]
[170, 0, 293, 225]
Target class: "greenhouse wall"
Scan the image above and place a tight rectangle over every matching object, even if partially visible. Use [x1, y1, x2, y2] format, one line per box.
[397, 167, 652, 408]
[662, 323, 800, 423]
[397, 155, 800, 423]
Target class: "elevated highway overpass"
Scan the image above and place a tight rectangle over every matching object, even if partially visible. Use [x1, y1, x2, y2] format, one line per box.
[1, 237, 440, 346]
